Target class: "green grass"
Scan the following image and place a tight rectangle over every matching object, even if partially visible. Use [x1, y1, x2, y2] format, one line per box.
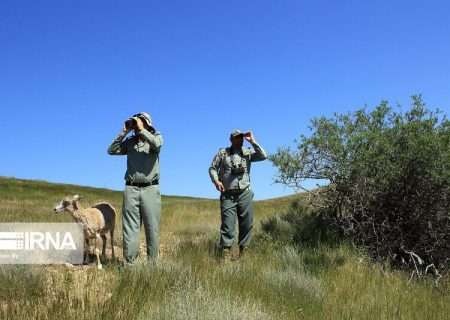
[0, 176, 449, 319]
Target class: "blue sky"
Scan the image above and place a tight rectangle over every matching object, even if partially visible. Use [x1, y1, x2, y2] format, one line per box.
[1, 1, 449, 199]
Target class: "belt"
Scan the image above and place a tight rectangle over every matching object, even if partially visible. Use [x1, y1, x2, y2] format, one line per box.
[126, 179, 159, 187]
[222, 187, 249, 195]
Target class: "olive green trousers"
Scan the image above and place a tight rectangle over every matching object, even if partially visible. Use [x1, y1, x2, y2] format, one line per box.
[122, 185, 161, 264]
[219, 188, 254, 248]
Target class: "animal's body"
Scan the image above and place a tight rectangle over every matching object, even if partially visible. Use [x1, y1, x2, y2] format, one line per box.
[54, 195, 116, 270]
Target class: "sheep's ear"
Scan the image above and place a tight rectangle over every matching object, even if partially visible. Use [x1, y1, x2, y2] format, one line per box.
[73, 194, 81, 201]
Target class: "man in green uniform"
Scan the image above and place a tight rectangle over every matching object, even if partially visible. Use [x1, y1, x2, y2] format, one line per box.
[209, 129, 267, 261]
[107, 112, 163, 265]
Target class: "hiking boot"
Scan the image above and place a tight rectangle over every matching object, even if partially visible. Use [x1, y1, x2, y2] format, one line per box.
[222, 247, 232, 264]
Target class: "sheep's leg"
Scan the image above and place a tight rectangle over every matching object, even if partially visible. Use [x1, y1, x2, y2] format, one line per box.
[101, 234, 107, 260]
[95, 248, 102, 270]
[95, 233, 102, 270]
[110, 229, 115, 259]
[83, 238, 90, 264]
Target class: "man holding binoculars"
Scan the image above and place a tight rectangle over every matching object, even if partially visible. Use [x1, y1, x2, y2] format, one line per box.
[107, 112, 163, 265]
[209, 129, 267, 262]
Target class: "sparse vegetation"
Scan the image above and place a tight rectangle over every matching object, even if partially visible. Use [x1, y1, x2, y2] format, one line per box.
[261, 200, 340, 246]
[1, 177, 450, 319]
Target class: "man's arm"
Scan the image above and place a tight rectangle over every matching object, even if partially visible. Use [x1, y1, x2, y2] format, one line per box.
[244, 131, 267, 162]
[249, 141, 268, 162]
[138, 129, 163, 151]
[107, 131, 129, 155]
[209, 151, 225, 192]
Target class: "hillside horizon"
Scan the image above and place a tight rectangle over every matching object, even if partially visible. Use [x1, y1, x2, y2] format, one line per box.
[0, 176, 299, 202]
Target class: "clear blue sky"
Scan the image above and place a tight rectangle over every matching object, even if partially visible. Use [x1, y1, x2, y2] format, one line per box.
[1, 1, 449, 199]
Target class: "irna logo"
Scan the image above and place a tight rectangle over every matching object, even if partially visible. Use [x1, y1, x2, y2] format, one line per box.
[0, 223, 84, 264]
[0, 232, 77, 251]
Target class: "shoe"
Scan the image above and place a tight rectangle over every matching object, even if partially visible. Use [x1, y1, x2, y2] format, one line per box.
[222, 247, 232, 263]
[239, 246, 247, 259]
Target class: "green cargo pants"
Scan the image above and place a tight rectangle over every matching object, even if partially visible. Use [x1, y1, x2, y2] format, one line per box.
[122, 185, 161, 264]
[219, 188, 254, 248]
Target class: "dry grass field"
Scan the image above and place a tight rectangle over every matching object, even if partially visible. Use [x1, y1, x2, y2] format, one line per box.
[0, 177, 449, 319]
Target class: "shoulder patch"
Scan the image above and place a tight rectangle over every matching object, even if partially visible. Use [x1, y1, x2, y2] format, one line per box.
[216, 148, 225, 158]
[218, 148, 231, 159]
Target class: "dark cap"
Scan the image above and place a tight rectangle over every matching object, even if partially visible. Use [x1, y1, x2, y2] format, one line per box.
[230, 129, 245, 139]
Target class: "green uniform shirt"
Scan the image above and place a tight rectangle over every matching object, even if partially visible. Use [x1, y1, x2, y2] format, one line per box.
[209, 142, 267, 191]
[107, 129, 163, 184]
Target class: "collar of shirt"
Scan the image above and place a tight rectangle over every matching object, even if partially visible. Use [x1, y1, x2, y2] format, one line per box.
[230, 146, 243, 154]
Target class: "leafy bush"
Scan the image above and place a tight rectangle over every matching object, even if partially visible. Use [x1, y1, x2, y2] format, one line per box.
[270, 96, 450, 273]
[261, 201, 340, 247]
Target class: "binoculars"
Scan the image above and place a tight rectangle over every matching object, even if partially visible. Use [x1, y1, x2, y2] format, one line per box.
[124, 116, 156, 133]
[125, 118, 137, 130]
[231, 165, 246, 175]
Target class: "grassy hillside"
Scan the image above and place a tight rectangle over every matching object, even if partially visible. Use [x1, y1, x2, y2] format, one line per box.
[0, 177, 449, 319]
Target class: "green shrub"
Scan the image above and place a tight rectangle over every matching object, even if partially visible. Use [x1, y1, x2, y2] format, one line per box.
[270, 96, 450, 273]
[261, 201, 340, 246]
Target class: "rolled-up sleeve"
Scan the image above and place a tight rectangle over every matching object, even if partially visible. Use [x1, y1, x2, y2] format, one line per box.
[209, 151, 222, 183]
[107, 132, 128, 155]
[250, 142, 268, 162]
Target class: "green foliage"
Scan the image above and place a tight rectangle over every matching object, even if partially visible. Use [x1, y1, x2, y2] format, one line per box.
[270, 96, 450, 272]
[261, 201, 340, 247]
[271, 95, 449, 194]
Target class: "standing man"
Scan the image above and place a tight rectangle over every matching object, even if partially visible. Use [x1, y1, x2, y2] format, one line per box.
[209, 129, 267, 262]
[107, 112, 163, 265]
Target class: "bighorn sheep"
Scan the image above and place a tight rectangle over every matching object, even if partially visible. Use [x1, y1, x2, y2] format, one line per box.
[53, 194, 116, 270]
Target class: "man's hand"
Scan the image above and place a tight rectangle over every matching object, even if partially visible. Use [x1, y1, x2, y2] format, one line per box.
[122, 124, 131, 134]
[135, 117, 144, 131]
[244, 131, 256, 144]
[214, 181, 225, 192]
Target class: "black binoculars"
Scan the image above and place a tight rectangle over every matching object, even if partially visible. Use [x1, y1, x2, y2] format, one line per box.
[231, 165, 246, 175]
[125, 117, 156, 134]
[125, 118, 137, 130]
